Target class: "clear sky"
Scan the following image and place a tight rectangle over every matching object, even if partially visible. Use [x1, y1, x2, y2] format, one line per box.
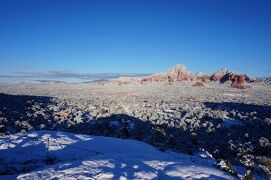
[0, 0, 271, 78]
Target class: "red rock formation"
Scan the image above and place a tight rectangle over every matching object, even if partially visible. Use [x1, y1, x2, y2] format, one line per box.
[167, 64, 193, 81]
[139, 64, 256, 88]
[152, 74, 168, 82]
[141, 74, 167, 83]
[192, 82, 205, 87]
[229, 73, 249, 89]
[211, 68, 229, 81]
[141, 64, 193, 83]
[167, 75, 175, 83]
[196, 73, 211, 82]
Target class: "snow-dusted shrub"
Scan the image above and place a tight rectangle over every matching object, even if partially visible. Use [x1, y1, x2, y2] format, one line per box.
[255, 156, 271, 178]
[239, 154, 255, 169]
[217, 159, 236, 175]
[242, 170, 254, 180]
[259, 137, 270, 147]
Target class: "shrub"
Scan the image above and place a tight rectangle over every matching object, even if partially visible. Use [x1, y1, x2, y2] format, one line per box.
[243, 170, 254, 180]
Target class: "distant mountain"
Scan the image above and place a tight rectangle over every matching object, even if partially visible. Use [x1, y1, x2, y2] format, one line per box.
[140, 64, 257, 89]
[258, 77, 271, 84]
[141, 64, 193, 83]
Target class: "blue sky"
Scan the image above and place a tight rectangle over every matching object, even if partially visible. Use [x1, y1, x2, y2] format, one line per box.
[0, 0, 271, 78]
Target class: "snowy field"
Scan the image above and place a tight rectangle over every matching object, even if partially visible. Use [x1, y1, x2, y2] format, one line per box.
[0, 131, 235, 180]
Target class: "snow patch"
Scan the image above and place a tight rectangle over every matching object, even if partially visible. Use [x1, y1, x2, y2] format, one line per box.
[0, 131, 236, 179]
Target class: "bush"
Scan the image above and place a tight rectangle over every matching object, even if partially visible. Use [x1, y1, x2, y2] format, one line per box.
[217, 159, 235, 175]
[243, 170, 254, 180]
[256, 156, 271, 177]
[225, 160, 234, 173]
[259, 137, 270, 147]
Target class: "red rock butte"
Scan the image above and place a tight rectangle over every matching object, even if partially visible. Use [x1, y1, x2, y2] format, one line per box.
[139, 64, 256, 89]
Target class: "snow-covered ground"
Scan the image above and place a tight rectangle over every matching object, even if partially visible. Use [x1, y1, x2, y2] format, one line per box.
[0, 131, 235, 180]
[223, 118, 244, 128]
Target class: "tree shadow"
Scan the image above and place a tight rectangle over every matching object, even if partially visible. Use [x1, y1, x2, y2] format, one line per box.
[0, 134, 47, 175]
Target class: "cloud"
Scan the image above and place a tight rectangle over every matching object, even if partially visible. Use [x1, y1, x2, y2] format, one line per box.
[0, 64, 32, 69]
[13, 72, 48, 77]
[0, 70, 150, 79]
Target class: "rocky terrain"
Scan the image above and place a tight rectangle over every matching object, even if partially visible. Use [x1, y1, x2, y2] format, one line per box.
[0, 65, 270, 178]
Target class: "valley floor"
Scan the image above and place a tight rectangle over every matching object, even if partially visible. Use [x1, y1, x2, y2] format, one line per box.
[0, 81, 270, 179]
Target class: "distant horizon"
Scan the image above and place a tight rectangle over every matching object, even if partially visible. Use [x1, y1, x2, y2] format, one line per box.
[0, 71, 150, 84]
[0, 63, 270, 84]
[1, 0, 271, 78]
